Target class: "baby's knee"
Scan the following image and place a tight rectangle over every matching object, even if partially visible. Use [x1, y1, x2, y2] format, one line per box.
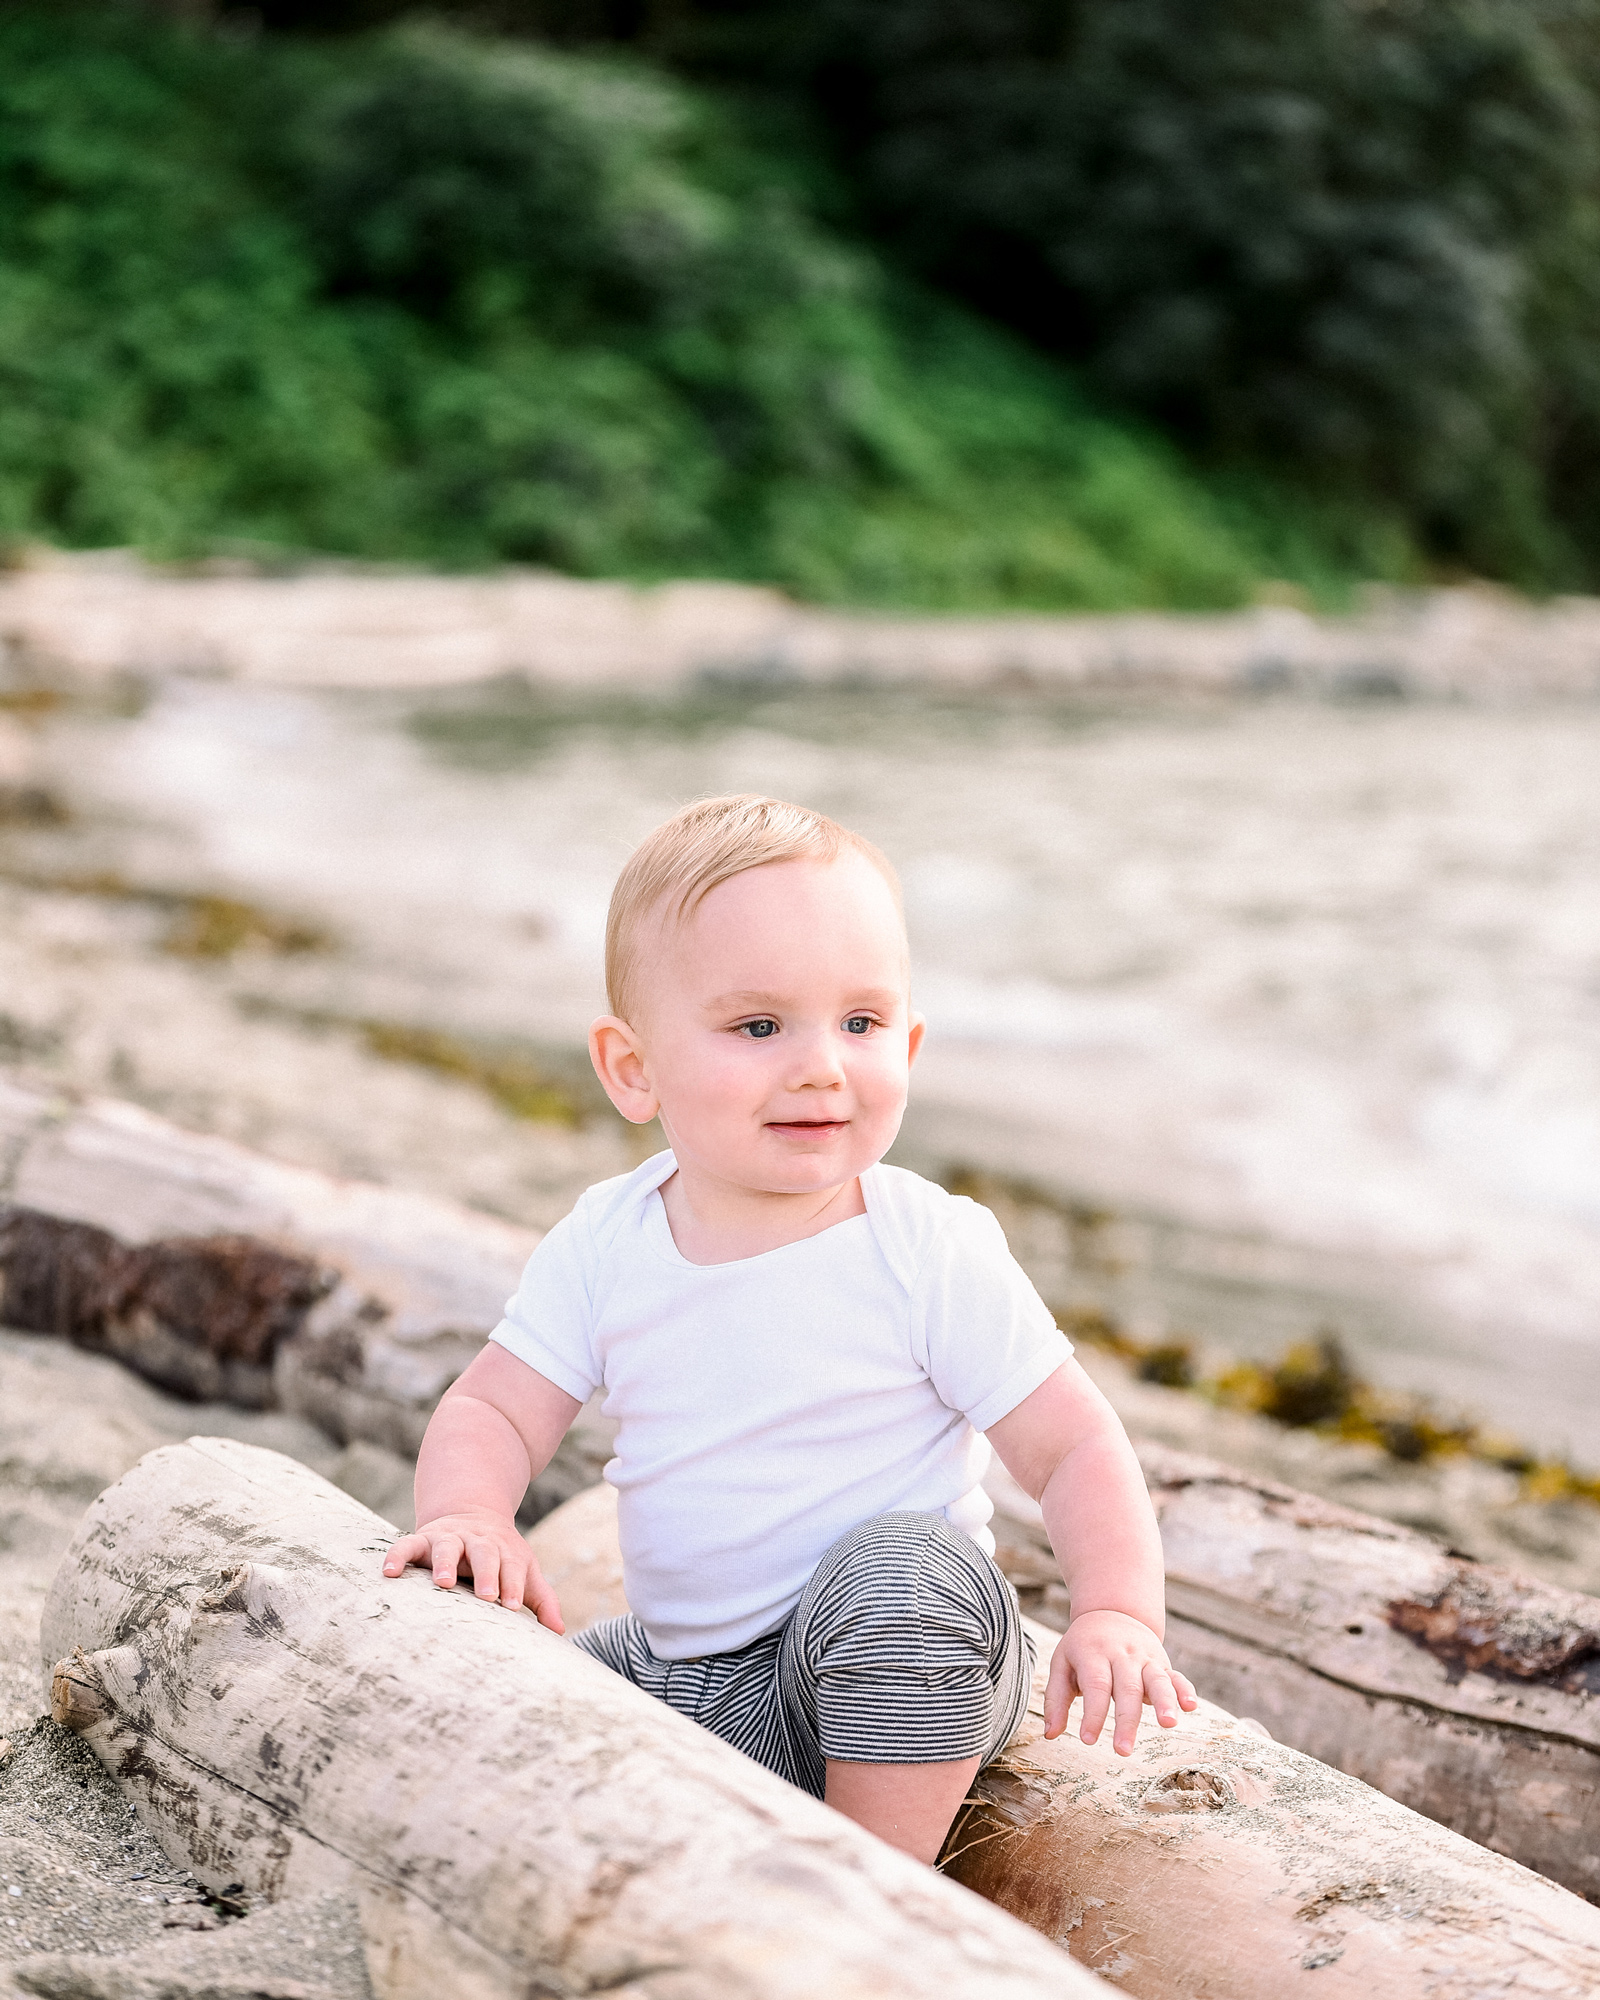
[795, 1509, 1012, 1666]
[786, 1511, 1024, 1772]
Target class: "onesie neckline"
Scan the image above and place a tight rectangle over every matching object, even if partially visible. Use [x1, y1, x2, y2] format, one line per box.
[643, 1179, 875, 1271]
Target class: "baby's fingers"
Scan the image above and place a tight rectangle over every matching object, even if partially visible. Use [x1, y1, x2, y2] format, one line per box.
[381, 1533, 429, 1578]
[463, 1534, 503, 1603]
[1143, 1664, 1184, 1729]
[523, 1563, 565, 1635]
[1110, 1658, 1147, 1756]
[1042, 1644, 1079, 1739]
[1076, 1663, 1114, 1748]
[429, 1533, 465, 1589]
[493, 1545, 529, 1611]
[1174, 1669, 1199, 1712]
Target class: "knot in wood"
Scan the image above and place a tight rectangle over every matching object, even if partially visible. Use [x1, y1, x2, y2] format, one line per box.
[195, 1561, 308, 1630]
[197, 1564, 255, 1615]
[1140, 1766, 1236, 1814]
[50, 1644, 143, 1729]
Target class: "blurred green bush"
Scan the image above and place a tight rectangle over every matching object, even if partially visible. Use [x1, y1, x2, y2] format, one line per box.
[677, 0, 1600, 587]
[0, 6, 1400, 606]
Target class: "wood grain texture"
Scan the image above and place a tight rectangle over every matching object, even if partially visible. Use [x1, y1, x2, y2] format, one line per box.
[40, 1437, 1107, 2000]
[531, 1480, 1600, 2000]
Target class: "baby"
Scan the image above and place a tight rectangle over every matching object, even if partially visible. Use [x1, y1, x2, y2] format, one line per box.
[384, 793, 1196, 1862]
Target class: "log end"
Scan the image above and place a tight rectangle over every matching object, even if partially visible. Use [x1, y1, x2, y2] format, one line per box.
[50, 1653, 107, 1731]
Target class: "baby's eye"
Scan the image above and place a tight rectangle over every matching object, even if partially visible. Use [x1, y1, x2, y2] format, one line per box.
[739, 1018, 779, 1039]
[842, 1015, 875, 1036]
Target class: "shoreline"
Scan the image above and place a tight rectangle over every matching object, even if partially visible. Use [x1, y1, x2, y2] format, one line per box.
[5, 568, 1598, 1504]
[2, 829, 1596, 1507]
[892, 1081, 1600, 1472]
[8, 547, 1600, 700]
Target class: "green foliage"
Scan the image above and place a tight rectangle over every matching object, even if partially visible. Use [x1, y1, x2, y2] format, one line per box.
[0, 9, 377, 554]
[0, 6, 1398, 604]
[713, 0, 1600, 585]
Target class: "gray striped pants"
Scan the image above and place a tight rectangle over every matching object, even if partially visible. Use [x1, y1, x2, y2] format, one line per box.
[573, 1509, 1034, 1799]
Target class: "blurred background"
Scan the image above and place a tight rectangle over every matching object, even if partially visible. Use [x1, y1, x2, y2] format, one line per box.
[1, 0, 1597, 1565]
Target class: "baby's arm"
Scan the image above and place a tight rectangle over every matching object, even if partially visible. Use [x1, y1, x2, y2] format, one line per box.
[987, 1360, 1198, 1755]
[381, 1343, 581, 1631]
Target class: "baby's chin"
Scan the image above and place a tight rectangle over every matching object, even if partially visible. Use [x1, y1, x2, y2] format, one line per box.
[744, 1136, 883, 1191]
[743, 1174, 867, 1203]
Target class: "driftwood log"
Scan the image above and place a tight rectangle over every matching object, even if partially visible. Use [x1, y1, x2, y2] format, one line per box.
[41, 1436, 1106, 2000]
[8, 1080, 1600, 1896]
[0, 1080, 611, 1517]
[528, 1484, 1600, 2000]
[985, 1448, 1600, 1902]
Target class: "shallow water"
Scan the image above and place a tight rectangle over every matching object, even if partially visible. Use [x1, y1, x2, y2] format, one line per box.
[35, 673, 1600, 1455]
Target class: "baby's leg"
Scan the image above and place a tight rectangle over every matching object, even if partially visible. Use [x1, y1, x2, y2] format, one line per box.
[823, 1754, 981, 1863]
[779, 1510, 1032, 1863]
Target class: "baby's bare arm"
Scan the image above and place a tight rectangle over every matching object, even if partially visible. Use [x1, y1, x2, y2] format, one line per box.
[987, 1360, 1198, 1755]
[381, 1343, 582, 1630]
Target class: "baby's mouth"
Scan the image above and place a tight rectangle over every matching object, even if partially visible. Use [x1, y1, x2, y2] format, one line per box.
[766, 1118, 849, 1136]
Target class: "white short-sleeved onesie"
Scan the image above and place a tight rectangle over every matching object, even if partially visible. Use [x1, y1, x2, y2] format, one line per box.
[491, 1151, 1070, 1659]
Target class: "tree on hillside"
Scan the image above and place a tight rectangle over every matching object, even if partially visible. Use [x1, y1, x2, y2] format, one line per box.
[761, 0, 1600, 578]
[217, 0, 1600, 582]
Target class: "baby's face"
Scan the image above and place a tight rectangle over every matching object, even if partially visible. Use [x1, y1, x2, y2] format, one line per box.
[632, 853, 922, 1196]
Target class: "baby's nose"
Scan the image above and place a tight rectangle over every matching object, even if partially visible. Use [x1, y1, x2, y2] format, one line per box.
[790, 1039, 846, 1082]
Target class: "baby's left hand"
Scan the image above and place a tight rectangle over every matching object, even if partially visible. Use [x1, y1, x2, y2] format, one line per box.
[1043, 1608, 1199, 1757]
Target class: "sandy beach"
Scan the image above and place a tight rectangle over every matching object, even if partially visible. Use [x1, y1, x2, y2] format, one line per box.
[0, 1328, 400, 2000]
[8, 570, 1600, 1448]
[4, 558, 1600, 1987]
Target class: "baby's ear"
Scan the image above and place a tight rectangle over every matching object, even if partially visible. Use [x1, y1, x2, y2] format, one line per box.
[906, 1013, 927, 1067]
[588, 1016, 658, 1124]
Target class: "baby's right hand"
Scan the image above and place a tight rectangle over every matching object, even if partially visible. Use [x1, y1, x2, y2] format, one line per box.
[382, 1508, 565, 1632]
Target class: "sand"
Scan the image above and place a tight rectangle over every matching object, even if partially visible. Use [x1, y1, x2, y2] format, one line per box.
[0, 1329, 394, 2000]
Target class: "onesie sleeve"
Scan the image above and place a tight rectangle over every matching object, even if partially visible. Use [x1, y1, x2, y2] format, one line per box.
[488, 1200, 602, 1404]
[914, 1198, 1073, 1433]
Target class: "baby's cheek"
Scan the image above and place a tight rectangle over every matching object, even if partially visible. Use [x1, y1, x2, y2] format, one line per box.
[664, 1047, 760, 1115]
[858, 1053, 912, 1110]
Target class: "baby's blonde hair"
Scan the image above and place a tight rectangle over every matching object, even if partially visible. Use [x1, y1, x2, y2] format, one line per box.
[604, 794, 901, 1023]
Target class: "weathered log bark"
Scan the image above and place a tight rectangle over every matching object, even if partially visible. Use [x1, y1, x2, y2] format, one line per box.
[0, 1081, 610, 1516]
[41, 1436, 1106, 2000]
[984, 1445, 1600, 1902]
[527, 1482, 1600, 2000]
